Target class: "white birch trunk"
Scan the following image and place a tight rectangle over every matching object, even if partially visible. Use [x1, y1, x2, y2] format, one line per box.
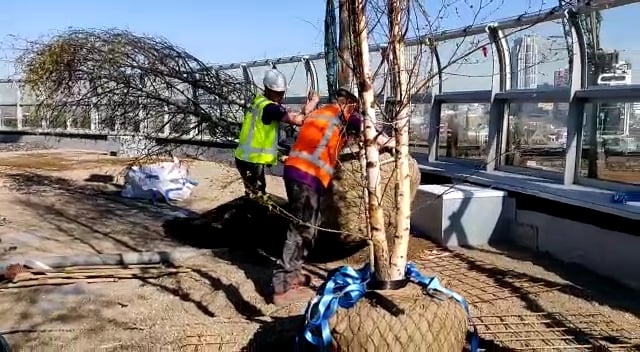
[349, 0, 391, 281]
[387, 0, 412, 280]
[340, 0, 374, 271]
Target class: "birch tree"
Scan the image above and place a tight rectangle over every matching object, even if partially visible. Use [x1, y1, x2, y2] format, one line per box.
[348, 0, 391, 280]
[387, 0, 412, 280]
[342, 0, 557, 282]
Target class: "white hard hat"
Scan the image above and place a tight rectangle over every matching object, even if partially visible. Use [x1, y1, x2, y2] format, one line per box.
[263, 69, 287, 92]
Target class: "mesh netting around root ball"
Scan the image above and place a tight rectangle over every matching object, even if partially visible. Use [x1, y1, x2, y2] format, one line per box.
[244, 286, 468, 351]
[329, 285, 468, 352]
[319, 150, 422, 246]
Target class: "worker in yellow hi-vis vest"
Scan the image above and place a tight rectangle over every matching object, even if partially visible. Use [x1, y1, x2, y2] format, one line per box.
[234, 68, 319, 197]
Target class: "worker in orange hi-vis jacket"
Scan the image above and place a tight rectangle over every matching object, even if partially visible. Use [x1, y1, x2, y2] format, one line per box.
[270, 86, 394, 306]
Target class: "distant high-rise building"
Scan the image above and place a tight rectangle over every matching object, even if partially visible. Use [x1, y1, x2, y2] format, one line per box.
[554, 68, 570, 87]
[510, 35, 539, 89]
[552, 68, 571, 113]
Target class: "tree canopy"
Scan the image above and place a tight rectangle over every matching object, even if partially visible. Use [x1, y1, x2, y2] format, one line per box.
[17, 28, 251, 141]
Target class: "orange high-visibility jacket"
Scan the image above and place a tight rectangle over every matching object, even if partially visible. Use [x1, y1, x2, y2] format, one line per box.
[284, 103, 349, 188]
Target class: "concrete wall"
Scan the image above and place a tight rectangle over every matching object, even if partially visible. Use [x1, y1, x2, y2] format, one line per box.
[0, 132, 287, 175]
[509, 210, 640, 291]
[0, 132, 239, 163]
[0, 133, 117, 152]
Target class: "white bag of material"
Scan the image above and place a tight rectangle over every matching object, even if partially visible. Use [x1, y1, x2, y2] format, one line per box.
[120, 157, 198, 202]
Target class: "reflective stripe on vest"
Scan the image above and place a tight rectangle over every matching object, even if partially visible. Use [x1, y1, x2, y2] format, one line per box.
[235, 96, 279, 162]
[288, 112, 343, 177]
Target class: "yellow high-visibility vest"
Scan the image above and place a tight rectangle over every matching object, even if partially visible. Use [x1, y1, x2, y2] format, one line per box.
[234, 95, 279, 165]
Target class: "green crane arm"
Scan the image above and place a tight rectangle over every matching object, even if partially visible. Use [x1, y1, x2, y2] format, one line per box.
[559, 0, 604, 84]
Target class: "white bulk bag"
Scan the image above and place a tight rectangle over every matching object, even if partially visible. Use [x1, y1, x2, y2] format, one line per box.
[120, 157, 198, 202]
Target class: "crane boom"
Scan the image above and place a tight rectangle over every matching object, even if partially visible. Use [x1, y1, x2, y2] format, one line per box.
[557, 0, 629, 177]
[559, 0, 578, 66]
[559, 0, 607, 85]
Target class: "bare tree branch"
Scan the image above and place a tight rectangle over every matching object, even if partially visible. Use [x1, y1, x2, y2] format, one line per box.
[15, 28, 252, 156]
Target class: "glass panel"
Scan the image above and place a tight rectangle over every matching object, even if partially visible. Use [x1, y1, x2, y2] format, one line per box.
[21, 105, 42, 129]
[504, 102, 568, 173]
[409, 103, 430, 145]
[0, 82, 19, 105]
[587, 5, 640, 88]
[277, 103, 302, 149]
[46, 113, 67, 129]
[438, 103, 490, 160]
[505, 20, 570, 90]
[249, 58, 326, 99]
[217, 68, 243, 83]
[245, 54, 391, 100]
[168, 104, 193, 138]
[98, 105, 116, 132]
[438, 33, 494, 92]
[146, 110, 167, 136]
[580, 101, 640, 185]
[68, 105, 91, 130]
[397, 45, 434, 97]
[311, 58, 328, 98]
[1, 106, 17, 129]
[20, 103, 91, 130]
[20, 86, 39, 106]
[269, 102, 432, 152]
[120, 113, 143, 134]
[379, 45, 434, 137]
[0, 82, 18, 105]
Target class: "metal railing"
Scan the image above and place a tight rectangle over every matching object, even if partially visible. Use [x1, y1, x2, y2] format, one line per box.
[0, 0, 639, 193]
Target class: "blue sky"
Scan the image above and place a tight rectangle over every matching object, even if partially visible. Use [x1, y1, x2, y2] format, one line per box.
[0, 0, 639, 94]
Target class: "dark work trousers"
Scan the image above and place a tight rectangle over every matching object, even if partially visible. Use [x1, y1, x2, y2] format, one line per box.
[272, 179, 323, 294]
[235, 157, 267, 197]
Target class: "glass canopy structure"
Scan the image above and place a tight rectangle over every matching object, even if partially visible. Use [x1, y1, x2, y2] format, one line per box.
[0, 0, 639, 207]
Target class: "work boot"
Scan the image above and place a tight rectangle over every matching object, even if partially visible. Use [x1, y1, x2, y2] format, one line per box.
[272, 286, 316, 306]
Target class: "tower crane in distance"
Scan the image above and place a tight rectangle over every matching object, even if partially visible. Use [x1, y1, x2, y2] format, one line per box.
[559, 0, 630, 177]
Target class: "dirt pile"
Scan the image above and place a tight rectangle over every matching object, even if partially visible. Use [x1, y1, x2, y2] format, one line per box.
[162, 194, 367, 262]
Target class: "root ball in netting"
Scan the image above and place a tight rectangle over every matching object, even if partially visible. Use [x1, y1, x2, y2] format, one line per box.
[319, 149, 421, 246]
[329, 285, 468, 351]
